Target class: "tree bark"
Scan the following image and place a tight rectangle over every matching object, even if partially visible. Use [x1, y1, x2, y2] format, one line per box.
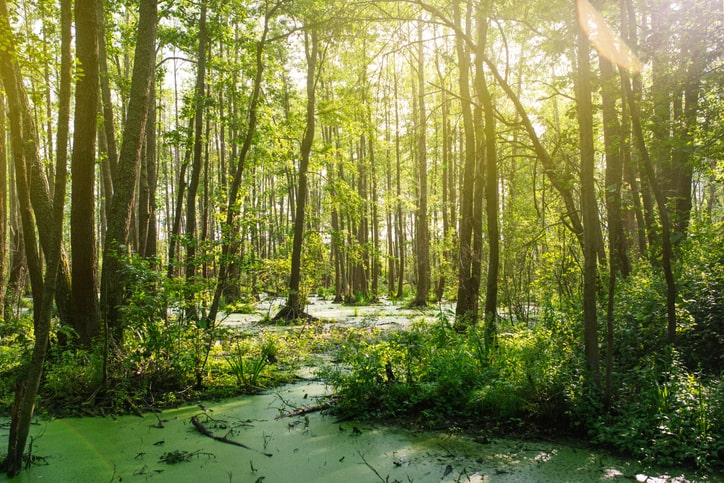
[474, 4, 499, 349]
[453, 1, 479, 329]
[71, 0, 101, 346]
[100, 0, 157, 341]
[184, 0, 208, 295]
[0, 94, 6, 318]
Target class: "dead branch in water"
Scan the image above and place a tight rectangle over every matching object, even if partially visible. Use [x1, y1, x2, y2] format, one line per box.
[190, 415, 273, 457]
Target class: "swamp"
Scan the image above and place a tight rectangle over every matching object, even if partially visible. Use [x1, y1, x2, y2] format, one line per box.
[0, 0, 723, 480]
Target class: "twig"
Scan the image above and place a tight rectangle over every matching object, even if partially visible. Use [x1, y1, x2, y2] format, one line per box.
[191, 416, 273, 457]
[357, 450, 386, 482]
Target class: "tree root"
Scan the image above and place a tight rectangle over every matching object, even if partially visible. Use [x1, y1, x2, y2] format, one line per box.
[272, 305, 318, 322]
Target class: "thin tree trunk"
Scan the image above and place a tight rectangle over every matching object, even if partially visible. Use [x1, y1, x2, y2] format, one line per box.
[454, 1, 479, 328]
[0, 94, 7, 318]
[412, 20, 430, 307]
[167, 116, 194, 278]
[276, 29, 318, 320]
[394, 69, 405, 299]
[185, 0, 208, 296]
[623, 73, 678, 346]
[475, 5, 499, 349]
[98, 0, 118, 188]
[576, 0, 600, 386]
[139, 71, 158, 261]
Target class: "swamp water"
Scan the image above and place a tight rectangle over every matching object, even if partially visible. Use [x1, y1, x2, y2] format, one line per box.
[0, 299, 704, 482]
[0, 379, 697, 482]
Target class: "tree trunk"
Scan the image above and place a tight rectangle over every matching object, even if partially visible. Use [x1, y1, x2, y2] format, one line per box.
[454, 1, 479, 329]
[71, 0, 101, 346]
[412, 20, 430, 307]
[98, 0, 118, 191]
[575, 0, 600, 386]
[184, 0, 208, 296]
[0, 94, 7, 318]
[2, 0, 71, 473]
[100, 0, 157, 341]
[276, 29, 318, 321]
[474, 5, 499, 349]
[139, 71, 158, 261]
[166, 116, 194, 278]
[623, 74, 678, 346]
[394, 69, 405, 299]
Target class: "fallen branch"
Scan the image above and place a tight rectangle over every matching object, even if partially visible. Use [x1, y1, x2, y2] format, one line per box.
[191, 416, 273, 457]
[357, 450, 386, 482]
[275, 402, 331, 419]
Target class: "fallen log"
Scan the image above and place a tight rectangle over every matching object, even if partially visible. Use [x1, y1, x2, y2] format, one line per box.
[190, 416, 273, 457]
[275, 402, 331, 419]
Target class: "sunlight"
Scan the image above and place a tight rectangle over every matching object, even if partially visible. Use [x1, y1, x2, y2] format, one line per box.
[577, 0, 642, 74]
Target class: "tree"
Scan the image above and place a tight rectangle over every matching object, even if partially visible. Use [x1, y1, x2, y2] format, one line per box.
[453, 1, 480, 329]
[100, 0, 158, 342]
[276, 27, 319, 321]
[206, 0, 281, 324]
[411, 19, 431, 307]
[184, 0, 208, 303]
[474, 3, 499, 349]
[71, 0, 101, 346]
[1, 0, 71, 474]
[575, 0, 600, 385]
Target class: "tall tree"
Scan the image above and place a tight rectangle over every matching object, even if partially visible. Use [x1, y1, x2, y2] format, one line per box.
[474, 3, 499, 349]
[575, 0, 601, 386]
[71, 0, 101, 346]
[100, 0, 158, 342]
[0, 94, 6, 318]
[453, 1, 480, 329]
[206, 1, 280, 324]
[184, 0, 208, 298]
[276, 27, 319, 320]
[1, 0, 71, 474]
[411, 20, 430, 307]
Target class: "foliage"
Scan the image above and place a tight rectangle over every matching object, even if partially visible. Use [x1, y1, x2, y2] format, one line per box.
[676, 220, 724, 374]
[591, 352, 723, 471]
[224, 334, 279, 390]
[323, 315, 575, 429]
[0, 313, 34, 412]
[326, 291, 722, 471]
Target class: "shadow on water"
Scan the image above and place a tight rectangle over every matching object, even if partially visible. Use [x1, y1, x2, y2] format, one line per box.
[1, 378, 697, 482]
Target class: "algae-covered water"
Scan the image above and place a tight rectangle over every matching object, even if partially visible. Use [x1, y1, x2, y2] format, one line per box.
[0, 379, 698, 482]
